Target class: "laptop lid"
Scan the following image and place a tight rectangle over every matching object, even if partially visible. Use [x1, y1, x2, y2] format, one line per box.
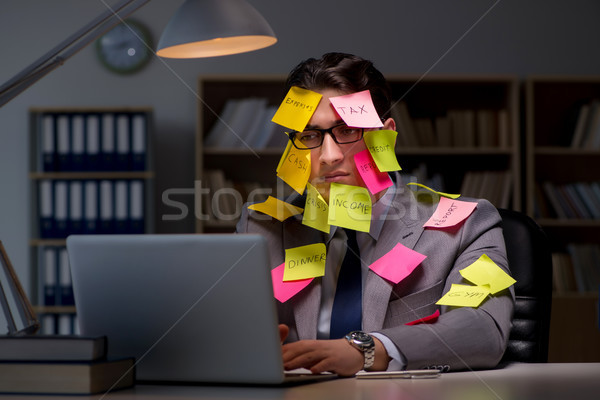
[67, 234, 286, 385]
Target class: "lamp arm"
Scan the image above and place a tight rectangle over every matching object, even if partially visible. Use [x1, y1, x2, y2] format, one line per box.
[0, 0, 150, 108]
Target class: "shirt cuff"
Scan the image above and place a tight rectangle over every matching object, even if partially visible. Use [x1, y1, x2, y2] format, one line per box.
[370, 332, 406, 371]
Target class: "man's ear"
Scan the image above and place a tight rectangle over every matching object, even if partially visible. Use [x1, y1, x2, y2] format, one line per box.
[383, 117, 396, 131]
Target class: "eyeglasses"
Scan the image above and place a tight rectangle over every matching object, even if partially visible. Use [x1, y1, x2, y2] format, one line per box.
[288, 124, 364, 149]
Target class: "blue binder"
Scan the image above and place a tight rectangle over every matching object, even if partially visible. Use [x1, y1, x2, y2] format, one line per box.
[38, 180, 54, 238]
[85, 114, 102, 171]
[56, 114, 72, 171]
[40, 114, 57, 172]
[83, 180, 99, 234]
[131, 113, 147, 171]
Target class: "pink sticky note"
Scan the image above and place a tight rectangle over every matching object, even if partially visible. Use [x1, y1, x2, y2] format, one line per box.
[369, 243, 427, 284]
[424, 197, 478, 229]
[405, 310, 440, 326]
[329, 90, 384, 128]
[271, 263, 313, 303]
[354, 149, 393, 194]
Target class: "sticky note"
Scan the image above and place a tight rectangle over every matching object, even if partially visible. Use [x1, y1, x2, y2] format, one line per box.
[248, 196, 303, 221]
[276, 140, 311, 194]
[271, 263, 313, 303]
[271, 86, 322, 132]
[407, 182, 460, 199]
[459, 254, 516, 294]
[424, 196, 477, 229]
[328, 90, 384, 128]
[354, 149, 393, 195]
[284, 243, 327, 281]
[363, 130, 401, 172]
[368, 243, 427, 284]
[405, 310, 440, 326]
[327, 183, 372, 233]
[302, 183, 330, 233]
[435, 284, 490, 308]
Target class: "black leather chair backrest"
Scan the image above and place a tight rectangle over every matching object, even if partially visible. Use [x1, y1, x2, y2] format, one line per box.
[498, 208, 553, 363]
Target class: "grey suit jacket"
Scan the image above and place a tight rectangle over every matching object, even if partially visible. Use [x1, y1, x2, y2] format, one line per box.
[236, 177, 515, 371]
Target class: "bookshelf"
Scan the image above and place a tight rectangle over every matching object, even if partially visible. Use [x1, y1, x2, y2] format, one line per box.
[195, 75, 521, 233]
[525, 76, 600, 361]
[28, 107, 155, 334]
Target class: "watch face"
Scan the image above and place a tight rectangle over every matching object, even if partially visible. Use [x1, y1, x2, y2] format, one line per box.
[96, 19, 152, 74]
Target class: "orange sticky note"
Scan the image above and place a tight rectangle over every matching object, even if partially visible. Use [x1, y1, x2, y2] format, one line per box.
[354, 149, 393, 195]
[271, 263, 313, 303]
[248, 196, 303, 221]
[424, 197, 477, 229]
[276, 140, 311, 194]
[368, 243, 427, 284]
[271, 86, 322, 132]
[329, 90, 384, 128]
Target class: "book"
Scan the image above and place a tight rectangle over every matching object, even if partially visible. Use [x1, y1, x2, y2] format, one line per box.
[0, 357, 134, 395]
[0, 335, 106, 361]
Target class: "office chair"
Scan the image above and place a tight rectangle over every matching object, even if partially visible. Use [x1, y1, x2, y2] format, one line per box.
[497, 208, 553, 363]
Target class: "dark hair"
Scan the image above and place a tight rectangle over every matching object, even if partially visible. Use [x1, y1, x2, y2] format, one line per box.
[285, 52, 392, 118]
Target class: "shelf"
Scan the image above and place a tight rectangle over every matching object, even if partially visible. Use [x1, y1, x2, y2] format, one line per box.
[33, 305, 76, 314]
[537, 219, 600, 228]
[29, 171, 155, 180]
[535, 147, 600, 156]
[29, 239, 67, 247]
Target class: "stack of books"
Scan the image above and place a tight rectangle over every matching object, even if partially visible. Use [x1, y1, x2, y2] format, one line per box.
[0, 335, 135, 395]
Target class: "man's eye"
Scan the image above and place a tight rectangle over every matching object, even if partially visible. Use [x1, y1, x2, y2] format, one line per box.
[299, 132, 320, 142]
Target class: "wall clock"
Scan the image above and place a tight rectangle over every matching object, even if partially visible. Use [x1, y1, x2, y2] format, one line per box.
[96, 19, 153, 74]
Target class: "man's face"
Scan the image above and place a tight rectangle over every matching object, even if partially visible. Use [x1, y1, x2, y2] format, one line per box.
[307, 88, 395, 203]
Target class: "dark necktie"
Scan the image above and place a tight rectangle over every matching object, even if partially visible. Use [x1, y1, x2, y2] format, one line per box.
[329, 229, 362, 339]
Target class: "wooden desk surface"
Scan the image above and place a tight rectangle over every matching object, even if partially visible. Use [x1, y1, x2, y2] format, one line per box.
[2, 363, 599, 400]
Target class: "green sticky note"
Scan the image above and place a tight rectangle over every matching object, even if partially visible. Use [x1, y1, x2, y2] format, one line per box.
[302, 183, 330, 234]
[459, 254, 516, 294]
[284, 243, 327, 281]
[436, 284, 490, 308]
[364, 130, 401, 172]
[327, 183, 371, 233]
[271, 86, 323, 132]
[248, 196, 304, 222]
[407, 182, 460, 199]
[276, 140, 311, 194]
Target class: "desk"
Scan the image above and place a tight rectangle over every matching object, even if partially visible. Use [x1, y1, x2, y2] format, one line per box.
[2, 363, 599, 400]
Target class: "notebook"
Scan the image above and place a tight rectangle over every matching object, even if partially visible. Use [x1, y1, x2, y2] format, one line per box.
[67, 234, 333, 385]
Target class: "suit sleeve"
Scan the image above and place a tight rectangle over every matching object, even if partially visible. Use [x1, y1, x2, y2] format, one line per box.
[376, 199, 515, 371]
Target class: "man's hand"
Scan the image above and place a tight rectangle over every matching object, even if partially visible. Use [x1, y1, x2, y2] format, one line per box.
[282, 338, 364, 376]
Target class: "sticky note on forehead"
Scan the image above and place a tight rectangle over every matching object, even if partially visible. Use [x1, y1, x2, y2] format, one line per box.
[271, 86, 322, 132]
[328, 90, 384, 128]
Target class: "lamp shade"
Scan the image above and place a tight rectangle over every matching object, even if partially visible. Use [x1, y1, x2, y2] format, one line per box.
[156, 0, 277, 58]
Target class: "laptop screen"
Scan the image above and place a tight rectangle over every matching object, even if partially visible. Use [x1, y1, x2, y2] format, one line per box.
[67, 234, 285, 384]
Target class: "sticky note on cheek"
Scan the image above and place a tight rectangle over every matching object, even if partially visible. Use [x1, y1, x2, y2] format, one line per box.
[436, 284, 490, 308]
[284, 243, 327, 281]
[271, 86, 322, 132]
[363, 130, 401, 172]
[328, 90, 384, 128]
[354, 149, 393, 195]
[276, 140, 311, 194]
[424, 196, 477, 229]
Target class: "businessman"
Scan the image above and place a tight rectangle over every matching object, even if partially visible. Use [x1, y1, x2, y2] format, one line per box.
[236, 52, 515, 376]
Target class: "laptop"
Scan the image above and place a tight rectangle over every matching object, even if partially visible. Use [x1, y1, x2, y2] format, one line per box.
[67, 234, 333, 385]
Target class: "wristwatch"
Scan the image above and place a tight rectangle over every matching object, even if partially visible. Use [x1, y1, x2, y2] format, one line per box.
[345, 331, 375, 370]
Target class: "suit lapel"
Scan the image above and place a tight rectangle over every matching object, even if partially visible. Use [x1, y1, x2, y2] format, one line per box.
[362, 186, 435, 332]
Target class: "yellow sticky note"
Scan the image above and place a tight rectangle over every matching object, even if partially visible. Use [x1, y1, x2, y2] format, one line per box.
[302, 183, 330, 233]
[271, 86, 323, 132]
[459, 254, 516, 294]
[327, 183, 371, 233]
[436, 284, 490, 308]
[363, 130, 401, 172]
[407, 182, 461, 199]
[284, 243, 327, 281]
[248, 196, 303, 222]
[276, 140, 311, 194]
